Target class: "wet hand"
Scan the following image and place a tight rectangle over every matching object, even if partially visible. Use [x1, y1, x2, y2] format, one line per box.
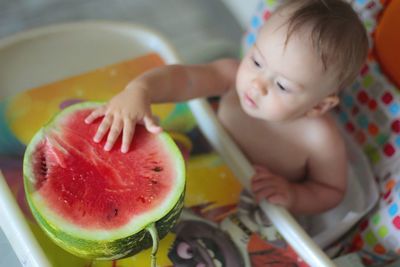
[84, 88, 162, 153]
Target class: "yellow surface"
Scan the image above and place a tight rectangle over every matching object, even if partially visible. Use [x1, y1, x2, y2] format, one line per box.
[5, 53, 171, 144]
[3, 53, 243, 266]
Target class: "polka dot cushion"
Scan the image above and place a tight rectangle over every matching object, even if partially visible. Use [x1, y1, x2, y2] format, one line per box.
[338, 60, 400, 265]
[337, 62, 400, 167]
[242, 0, 400, 265]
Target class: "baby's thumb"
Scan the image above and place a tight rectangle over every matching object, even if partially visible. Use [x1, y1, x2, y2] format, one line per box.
[143, 116, 162, 133]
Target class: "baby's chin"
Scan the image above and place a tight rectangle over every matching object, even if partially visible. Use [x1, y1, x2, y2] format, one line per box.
[241, 105, 277, 121]
[241, 105, 298, 123]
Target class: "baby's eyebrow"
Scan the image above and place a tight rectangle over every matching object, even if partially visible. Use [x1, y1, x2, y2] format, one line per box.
[254, 44, 266, 61]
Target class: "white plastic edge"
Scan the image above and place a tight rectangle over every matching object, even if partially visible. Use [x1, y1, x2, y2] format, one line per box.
[0, 171, 51, 267]
[0, 21, 181, 65]
[187, 98, 337, 267]
[219, 0, 259, 29]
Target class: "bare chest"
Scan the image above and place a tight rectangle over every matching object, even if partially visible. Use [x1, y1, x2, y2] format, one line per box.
[217, 91, 308, 181]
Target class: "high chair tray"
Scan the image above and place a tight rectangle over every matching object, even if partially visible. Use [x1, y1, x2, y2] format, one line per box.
[0, 21, 337, 267]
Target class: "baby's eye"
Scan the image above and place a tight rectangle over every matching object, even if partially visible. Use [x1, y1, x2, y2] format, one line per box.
[277, 82, 288, 92]
[251, 56, 262, 68]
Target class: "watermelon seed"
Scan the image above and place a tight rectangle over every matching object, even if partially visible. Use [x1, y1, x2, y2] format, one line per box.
[152, 166, 163, 172]
[63, 199, 72, 206]
[40, 155, 48, 177]
[106, 206, 119, 220]
[137, 195, 146, 203]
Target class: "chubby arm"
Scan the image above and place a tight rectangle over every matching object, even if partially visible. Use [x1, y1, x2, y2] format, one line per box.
[289, 123, 348, 215]
[138, 59, 239, 102]
[251, 119, 348, 215]
[85, 58, 239, 152]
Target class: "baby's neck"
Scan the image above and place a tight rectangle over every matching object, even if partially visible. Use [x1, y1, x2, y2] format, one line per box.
[259, 115, 312, 130]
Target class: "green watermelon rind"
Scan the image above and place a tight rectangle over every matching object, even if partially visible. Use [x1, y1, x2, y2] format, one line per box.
[27, 188, 184, 259]
[23, 102, 185, 259]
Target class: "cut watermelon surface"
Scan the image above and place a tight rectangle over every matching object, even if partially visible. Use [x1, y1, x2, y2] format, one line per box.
[23, 102, 185, 261]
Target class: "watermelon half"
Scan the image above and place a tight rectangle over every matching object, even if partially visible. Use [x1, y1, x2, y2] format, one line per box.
[23, 102, 185, 263]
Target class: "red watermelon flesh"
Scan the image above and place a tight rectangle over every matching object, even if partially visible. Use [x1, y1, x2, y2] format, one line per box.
[30, 108, 176, 230]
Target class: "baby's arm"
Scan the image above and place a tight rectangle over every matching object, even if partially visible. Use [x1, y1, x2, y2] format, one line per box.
[85, 59, 239, 152]
[289, 124, 348, 215]
[251, 122, 347, 215]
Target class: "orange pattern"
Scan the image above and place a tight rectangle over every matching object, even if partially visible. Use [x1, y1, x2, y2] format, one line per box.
[374, 0, 400, 88]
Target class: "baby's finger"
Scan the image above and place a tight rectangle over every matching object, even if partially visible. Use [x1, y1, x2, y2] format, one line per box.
[94, 115, 113, 143]
[253, 186, 278, 203]
[267, 194, 288, 206]
[85, 106, 106, 124]
[252, 177, 282, 193]
[121, 118, 135, 153]
[252, 173, 274, 184]
[104, 119, 123, 151]
[143, 116, 162, 134]
[252, 182, 274, 194]
[253, 165, 271, 173]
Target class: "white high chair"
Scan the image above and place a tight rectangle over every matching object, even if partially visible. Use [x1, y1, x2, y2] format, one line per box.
[0, 0, 394, 265]
[0, 21, 367, 267]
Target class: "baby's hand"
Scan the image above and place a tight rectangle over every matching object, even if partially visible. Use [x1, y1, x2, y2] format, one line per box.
[84, 86, 162, 153]
[251, 165, 295, 209]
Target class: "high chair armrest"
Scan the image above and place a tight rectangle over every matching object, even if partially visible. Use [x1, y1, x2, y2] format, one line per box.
[0, 171, 51, 267]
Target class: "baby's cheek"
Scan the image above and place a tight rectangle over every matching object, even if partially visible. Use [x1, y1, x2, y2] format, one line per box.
[261, 96, 290, 120]
[235, 75, 248, 96]
[276, 95, 310, 119]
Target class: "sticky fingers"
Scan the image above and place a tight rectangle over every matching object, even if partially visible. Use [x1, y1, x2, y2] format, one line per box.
[85, 106, 106, 124]
[104, 118, 123, 151]
[253, 164, 271, 174]
[253, 182, 291, 206]
[122, 118, 135, 153]
[94, 114, 113, 143]
[251, 169, 294, 208]
[84, 104, 162, 153]
[252, 184, 278, 201]
[143, 116, 162, 133]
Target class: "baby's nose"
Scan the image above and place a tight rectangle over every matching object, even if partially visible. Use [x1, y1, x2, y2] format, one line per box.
[251, 77, 268, 96]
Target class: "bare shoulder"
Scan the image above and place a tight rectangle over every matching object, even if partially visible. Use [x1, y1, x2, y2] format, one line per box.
[302, 114, 346, 155]
[302, 113, 348, 192]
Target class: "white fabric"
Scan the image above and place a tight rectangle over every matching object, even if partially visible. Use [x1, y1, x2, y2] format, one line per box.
[309, 131, 379, 248]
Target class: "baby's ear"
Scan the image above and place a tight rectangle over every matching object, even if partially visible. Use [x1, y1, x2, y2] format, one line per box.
[306, 94, 339, 117]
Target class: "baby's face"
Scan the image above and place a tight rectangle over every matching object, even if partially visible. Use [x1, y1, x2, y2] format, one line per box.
[236, 11, 339, 122]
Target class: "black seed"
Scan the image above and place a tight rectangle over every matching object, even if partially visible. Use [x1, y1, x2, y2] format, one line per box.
[152, 166, 163, 172]
[137, 196, 146, 203]
[106, 208, 119, 221]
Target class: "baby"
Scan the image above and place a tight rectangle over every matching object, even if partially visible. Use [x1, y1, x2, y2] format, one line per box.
[85, 0, 368, 216]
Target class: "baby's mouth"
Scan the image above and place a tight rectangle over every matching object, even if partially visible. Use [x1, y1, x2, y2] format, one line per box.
[243, 92, 257, 108]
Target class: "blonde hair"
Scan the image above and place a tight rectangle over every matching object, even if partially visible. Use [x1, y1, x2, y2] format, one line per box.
[278, 0, 368, 90]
